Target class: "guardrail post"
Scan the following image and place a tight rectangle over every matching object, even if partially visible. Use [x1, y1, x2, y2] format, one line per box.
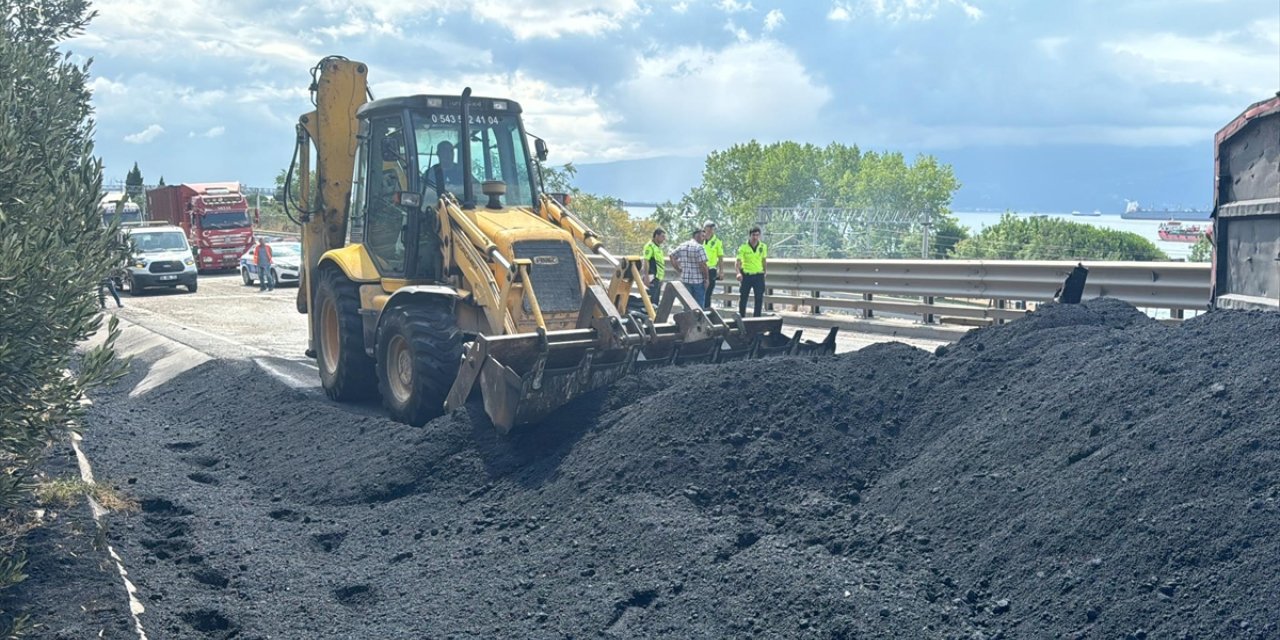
[766, 288, 775, 312]
[995, 299, 1007, 325]
[812, 290, 821, 315]
[922, 296, 935, 324]
[1171, 308, 1184, 320]
[863, 293, 874, 319]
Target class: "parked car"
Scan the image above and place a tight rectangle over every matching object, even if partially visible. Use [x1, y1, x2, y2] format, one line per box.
[239, 241, 301, 287]
[120, 225, 199, 294]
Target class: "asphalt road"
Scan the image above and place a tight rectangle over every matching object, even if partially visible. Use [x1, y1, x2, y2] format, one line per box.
[106, 272, 948, 393]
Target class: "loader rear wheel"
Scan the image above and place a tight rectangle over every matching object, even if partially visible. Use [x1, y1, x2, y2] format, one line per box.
[314, 268, 376, 401]
[376, 301, 462, 427]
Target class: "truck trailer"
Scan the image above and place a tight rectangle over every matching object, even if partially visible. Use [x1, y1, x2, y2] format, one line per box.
[146, 182, 256, 272]
[1210, 93, 1280, 311]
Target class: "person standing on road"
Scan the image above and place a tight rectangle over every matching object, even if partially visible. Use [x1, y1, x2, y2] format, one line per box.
[736, 227, 768, 317]
[255, 238, 274, 292]
[641, 228, 667, 303]
[701, 220, 723, 308]
[670, 228, 709, 308]
[98, 275, 122, 309]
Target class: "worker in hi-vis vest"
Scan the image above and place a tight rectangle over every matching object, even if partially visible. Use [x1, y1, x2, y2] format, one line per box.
[702, 220, 723, 308]
[642, 227, 667, 303]
[735, 226, 767, 317]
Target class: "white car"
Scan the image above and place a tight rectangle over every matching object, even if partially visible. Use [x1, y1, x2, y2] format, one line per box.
[239, 241, 301, 287]
[120, 225, 199, 294]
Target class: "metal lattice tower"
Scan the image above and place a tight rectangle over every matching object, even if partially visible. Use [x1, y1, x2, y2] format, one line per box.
[755, 206, 932, 258]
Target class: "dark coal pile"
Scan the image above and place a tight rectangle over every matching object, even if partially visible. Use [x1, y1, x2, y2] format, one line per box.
[81, 299, 1280, 639]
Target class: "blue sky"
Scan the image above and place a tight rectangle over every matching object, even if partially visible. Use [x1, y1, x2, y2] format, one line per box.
[72, 0, 1278, 197]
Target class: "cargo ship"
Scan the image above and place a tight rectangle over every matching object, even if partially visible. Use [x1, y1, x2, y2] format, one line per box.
[1123, 200, 1211, 220]
[1157, 221, 1207, 243]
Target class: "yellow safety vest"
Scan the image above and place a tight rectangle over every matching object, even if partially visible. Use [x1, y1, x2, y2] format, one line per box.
[704, 235, 724, 270]
[643, 241, 666, 280]
[737, 241, 767, 274]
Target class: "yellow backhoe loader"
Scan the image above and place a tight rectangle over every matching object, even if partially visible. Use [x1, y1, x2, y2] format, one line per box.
[286, 56, 837, 433]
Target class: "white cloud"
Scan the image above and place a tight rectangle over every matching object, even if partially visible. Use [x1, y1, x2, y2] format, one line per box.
[189, 126, 226, 138]
[1105, 29, 1280, 96]
[828, 0, 984, 24]
[951, 0, 983, 20]
[716, 0, 753, 12]
[469, 1, 642, 39]
[763, 9, 785, 32]
[372, 71, 639, 162]
[1250, 17, 1280, 46]
[124, 124, 165, 144]
[322, 0, 643, 40]
[672, 1, 689, 13]
[724, 20, 751, 42]
[618, 40, 833, 154]
[71, 0, 319, 69]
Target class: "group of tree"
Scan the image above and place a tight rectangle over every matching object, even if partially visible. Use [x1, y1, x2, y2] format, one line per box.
[649, 141, 968, 259]
[0, 2, 129, 634]
[951, 214, 1169, 261]
[540, 143, 1168, 263]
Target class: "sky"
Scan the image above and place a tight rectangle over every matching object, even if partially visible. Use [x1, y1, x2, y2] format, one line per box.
[72, 0, 1279, 202]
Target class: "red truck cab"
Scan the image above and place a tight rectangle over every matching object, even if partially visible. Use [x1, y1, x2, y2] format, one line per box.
[147, 182, 256, 272]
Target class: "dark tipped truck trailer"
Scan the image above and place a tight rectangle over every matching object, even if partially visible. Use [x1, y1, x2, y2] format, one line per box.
[1211, 93, 1280, 311]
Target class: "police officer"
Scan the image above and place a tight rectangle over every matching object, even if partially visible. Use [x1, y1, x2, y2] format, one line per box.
[736, 226, 767, 317]
[642, 228, 667, 302]
[701, 220, 723, 308]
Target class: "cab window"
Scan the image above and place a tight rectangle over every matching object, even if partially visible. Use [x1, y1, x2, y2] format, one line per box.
[364, 116, 409, 276]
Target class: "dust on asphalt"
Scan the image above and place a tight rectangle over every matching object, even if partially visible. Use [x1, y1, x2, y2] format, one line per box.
[81, 298, 1280, 638]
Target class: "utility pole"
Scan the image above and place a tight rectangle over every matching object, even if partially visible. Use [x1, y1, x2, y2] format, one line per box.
[921, 209, 932, 259]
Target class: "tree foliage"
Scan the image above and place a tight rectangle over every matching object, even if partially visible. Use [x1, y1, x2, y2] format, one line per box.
[539, 163, 649, 253]
[674, 141, 965, 258]
[950, 214, 1170, 261]
[0, 1, 128, 630]
[124, 161, 143, 197]
[1189, 235, 1212, 262]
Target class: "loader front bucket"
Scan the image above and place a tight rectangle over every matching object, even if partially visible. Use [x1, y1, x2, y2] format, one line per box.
[714, 313, 790, 361]
[449, 329, 638, 435]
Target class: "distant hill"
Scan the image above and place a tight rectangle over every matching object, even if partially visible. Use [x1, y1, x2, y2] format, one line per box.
[571, 143, 1213, 213]
[570, 156, 705, 204]
[933, 144, 1213, 213]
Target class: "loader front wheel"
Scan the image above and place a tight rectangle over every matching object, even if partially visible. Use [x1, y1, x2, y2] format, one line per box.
[314, 268, 377, 401]
[376, 301, 462, 427]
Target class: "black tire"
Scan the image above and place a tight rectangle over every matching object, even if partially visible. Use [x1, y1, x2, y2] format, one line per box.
[126, 274, 140, 296]
[376, 300, 462, 427]
[314, 268, 377, 401]
[241, 268, 253, 286]
[186, 281, 198, 293]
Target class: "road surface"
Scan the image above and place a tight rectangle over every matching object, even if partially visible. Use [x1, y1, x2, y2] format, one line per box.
[106, 273, 950, 392]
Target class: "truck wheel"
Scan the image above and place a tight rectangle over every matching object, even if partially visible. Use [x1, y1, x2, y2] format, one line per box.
[314, 268, 376, 401]
[186, 281, 198, 293]
[376, 300, 462, 427]
[241, 268, 253, 286]
[126, 275, 140, 296]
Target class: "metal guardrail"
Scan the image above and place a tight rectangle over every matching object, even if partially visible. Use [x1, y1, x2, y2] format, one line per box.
[260, 230, 1208, 324]
[588, 256, 1212, 323]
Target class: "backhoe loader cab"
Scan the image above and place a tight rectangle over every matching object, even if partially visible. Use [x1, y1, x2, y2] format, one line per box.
[293, 57, 835, 434]
[350, 95, 540, 279]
